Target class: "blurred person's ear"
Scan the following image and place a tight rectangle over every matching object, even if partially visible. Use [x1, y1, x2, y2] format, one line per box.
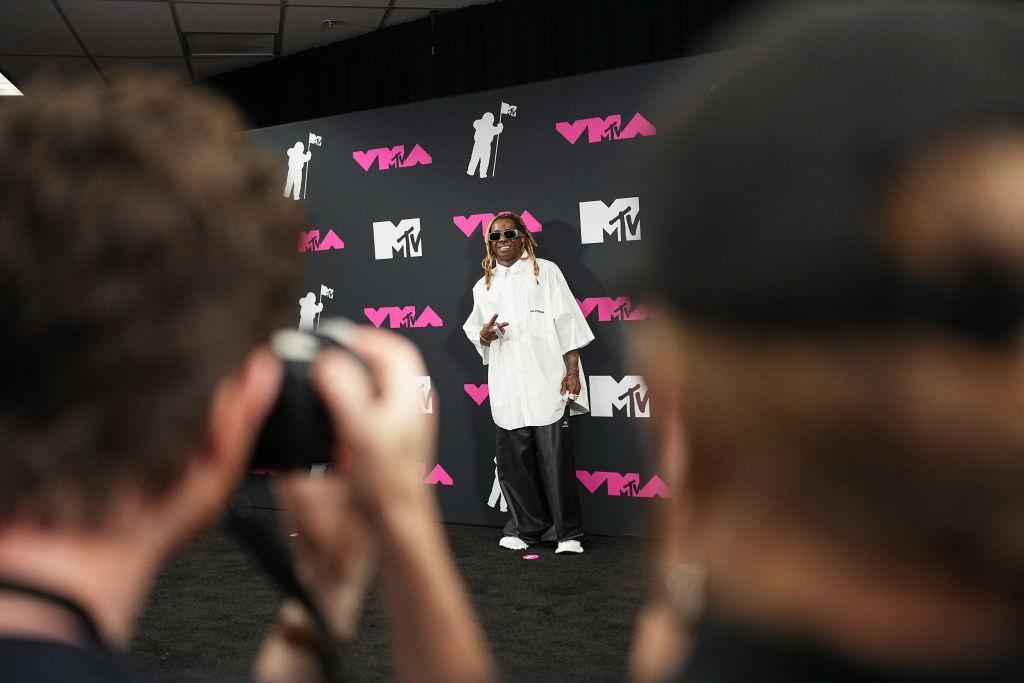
[174, 349, 283, 532]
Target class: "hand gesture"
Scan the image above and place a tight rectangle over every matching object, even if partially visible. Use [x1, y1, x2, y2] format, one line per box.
[479, 313, 508, 344]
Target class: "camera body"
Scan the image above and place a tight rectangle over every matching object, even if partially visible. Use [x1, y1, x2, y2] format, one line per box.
[250, 323, 352, 470]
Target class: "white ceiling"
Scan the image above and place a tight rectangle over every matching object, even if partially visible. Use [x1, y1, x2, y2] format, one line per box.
[0, 0, 495, 90]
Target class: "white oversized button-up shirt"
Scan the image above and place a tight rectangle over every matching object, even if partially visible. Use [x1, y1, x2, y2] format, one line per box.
[463, 256, 595, 430]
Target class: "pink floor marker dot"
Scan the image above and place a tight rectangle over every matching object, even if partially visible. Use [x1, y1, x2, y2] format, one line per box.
[522, 554, 540, 560]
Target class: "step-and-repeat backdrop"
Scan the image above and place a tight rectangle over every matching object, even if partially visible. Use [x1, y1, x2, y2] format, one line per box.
[247, 54, 712, 536]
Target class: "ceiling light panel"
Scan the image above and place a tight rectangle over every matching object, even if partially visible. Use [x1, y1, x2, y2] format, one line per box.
[0, 71, 23, 96]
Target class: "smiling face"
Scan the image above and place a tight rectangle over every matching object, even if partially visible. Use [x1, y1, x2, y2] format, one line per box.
[488, 217, 526, 264]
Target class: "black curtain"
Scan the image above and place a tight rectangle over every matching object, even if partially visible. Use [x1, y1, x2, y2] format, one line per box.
[207, 18, 436, 128]
[206, 0, 755, 128]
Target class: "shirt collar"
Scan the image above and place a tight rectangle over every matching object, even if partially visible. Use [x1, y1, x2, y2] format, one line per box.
[496, 256, 530, 275]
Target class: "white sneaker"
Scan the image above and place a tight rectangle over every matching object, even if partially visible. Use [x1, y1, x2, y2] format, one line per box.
[499, 536, 529, 550]
[555, 540, 584, 554]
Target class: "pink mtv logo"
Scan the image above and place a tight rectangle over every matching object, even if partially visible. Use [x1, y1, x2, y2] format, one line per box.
[363, 306, 443, 329]
[452, 210, 543, 238]
[577, 297, 648, 322]
[298, 229, 345, 252]
[352, 144, 432, 171]
[419, 463, 454, 486]
[555, 113, 656, 145]
[576, 470, 670, 498]
[463, 383, 489, 405]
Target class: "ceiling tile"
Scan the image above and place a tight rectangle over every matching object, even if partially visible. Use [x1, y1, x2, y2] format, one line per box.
[381, 1, 493, 27]
[0, 56, 101, 89]
[95, 57, 191, 81]
[190, 55, 272, 79]
[281, 6, 385, 55]
[283, 0, 389, 6]
[58, 0, 182, 57]
[0, 0, 83, 56]
[184, 0, 278, 4]
[382, 9, 431, 27]
[387, 0, 491, 7]
[176, 3, 281, 34]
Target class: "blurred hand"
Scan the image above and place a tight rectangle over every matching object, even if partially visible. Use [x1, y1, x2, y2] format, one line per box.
[255, 471, 375, 683]
[259, 326, 494, 683]
[312, 326, 438, 516]
[275, 472, 375, 641]
[256, 326, 439, 681]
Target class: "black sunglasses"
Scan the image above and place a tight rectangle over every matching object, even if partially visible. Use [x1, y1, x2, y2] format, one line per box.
[488, 229, 522, 241]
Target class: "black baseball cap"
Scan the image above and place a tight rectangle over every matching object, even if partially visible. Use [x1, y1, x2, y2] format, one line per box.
[641, 1, 1024, 342]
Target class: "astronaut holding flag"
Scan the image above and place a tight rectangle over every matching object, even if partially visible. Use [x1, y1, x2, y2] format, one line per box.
[317, 284, 333, 329]
[466, 102, 517, 179]
[282, 132, 322, 201]
[297, 283, 333, 332]
[302, 132, 322, 200]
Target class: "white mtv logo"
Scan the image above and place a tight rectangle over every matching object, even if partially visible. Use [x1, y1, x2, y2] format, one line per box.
[414, 375, 432, 414]
[579, 197, 641, 244]
[590, 375, 650, 418]
[373, 218, 423, 260]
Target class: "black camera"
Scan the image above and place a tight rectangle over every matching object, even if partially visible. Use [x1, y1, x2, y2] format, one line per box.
[250, 320, 355, 470]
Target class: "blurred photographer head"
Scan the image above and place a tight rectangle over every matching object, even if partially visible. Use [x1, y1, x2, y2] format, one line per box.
[0, 73, 300, 633]
[637, 0, 1024, 674]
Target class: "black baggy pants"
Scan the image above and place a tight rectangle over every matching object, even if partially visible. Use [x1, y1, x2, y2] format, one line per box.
[495, 409, 585, 544]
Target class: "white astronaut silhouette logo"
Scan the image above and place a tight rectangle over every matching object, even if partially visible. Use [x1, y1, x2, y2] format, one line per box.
[284, 133, 323, 200]
[466, 102, 517, 179]
[487, 457, 508, 512]
[297, 284, 334, 332]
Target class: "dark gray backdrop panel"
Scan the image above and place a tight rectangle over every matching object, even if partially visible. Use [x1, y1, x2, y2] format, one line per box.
[248, 55, 712, 537]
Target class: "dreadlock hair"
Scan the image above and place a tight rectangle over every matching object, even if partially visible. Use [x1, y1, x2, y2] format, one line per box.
[481, 211, 540, 290]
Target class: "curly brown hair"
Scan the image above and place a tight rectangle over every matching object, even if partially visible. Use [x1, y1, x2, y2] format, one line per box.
[0, 74, 302, 527]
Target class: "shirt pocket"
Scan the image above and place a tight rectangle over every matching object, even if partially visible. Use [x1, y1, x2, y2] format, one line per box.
[523, 283, 550, 337]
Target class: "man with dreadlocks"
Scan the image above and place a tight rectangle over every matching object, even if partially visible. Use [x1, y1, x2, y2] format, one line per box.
[462, 212, 594, 554]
